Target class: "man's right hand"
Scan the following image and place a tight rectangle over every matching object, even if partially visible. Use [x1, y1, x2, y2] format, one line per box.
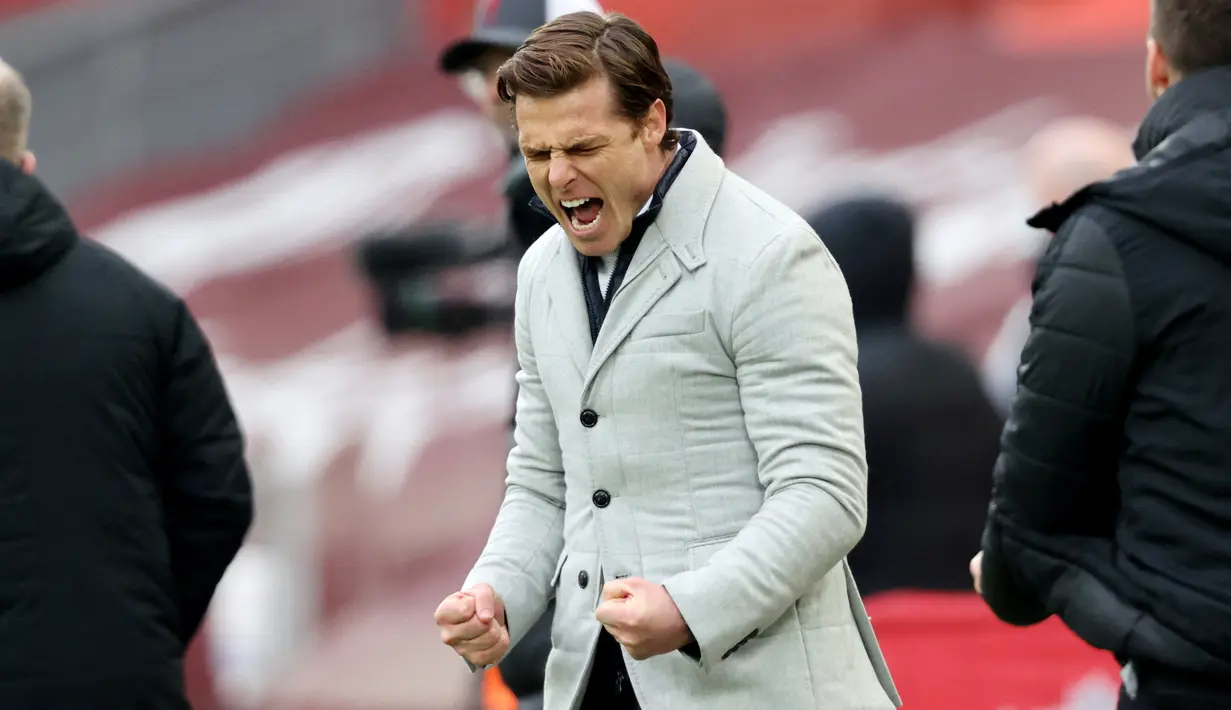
[434, 582, 510, 667]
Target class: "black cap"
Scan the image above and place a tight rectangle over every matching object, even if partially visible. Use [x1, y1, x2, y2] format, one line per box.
[440, 0, 604, 74]
[665, 58, 728, 158]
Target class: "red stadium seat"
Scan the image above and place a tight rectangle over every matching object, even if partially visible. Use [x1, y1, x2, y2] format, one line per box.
[864, 590, 1121, 709]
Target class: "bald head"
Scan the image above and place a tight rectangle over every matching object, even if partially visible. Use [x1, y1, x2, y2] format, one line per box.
[1023, 116, 1135, 207]
[0, 58, 31, 165]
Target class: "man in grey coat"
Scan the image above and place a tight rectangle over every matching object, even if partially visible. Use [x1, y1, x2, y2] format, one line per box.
[434, 11, 899, 710]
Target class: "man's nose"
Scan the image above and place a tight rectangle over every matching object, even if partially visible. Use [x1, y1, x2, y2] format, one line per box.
[548, 155, 576, 190]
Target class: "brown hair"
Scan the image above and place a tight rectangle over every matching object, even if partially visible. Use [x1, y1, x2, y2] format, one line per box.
[1152, 0, 1231, 76]
[495, 11, 678, 150]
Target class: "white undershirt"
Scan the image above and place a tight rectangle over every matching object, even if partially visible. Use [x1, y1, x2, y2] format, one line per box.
[596, 196, 654, 298]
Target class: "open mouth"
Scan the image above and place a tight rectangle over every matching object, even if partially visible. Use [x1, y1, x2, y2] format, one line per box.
[561, 197, 604, 234]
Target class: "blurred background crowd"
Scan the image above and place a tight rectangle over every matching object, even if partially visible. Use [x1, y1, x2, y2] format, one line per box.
[2, 0, 1154, 708]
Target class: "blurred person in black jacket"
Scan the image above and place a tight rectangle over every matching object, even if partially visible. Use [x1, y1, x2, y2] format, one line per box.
[808, 196, 1002, 596]
[0, 59, 253, 710]
[971, 1, 1231, 707]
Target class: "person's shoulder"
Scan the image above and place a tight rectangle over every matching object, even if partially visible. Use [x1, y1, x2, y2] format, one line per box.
[1036, 187, 1155, 272]
[704, 170, 817, 264]
[517, 223, 564, 284]
[1032, 206, 1136, 343]
[1067, 201, 1139, 238]
[74, 237, 186, 312]
[860, 330, 981, 399]
[1043, 204, 1132, 279]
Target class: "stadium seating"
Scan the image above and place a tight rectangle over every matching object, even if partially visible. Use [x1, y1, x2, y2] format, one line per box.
[865, 590, 1121, 709]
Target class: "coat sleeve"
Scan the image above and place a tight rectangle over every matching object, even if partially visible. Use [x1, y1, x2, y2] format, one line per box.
[980, 211, 1136, 625]
[159, 300, 255, 644]
[463, 244, 567, 664]
[662, 222, 869, 671]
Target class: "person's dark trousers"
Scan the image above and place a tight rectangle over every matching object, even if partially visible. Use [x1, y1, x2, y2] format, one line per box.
[1117, 662, 1231, 709]
[580, 630, 641, 709]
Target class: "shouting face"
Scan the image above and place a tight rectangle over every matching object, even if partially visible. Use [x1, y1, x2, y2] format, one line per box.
[515, 75, 669, 256]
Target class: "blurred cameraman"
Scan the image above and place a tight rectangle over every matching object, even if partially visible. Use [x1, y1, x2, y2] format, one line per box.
[438, 4, 729, 709]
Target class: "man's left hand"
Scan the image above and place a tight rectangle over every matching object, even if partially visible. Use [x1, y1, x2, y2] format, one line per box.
[970, 551, 984, 595]
[595, 577, 692, 660]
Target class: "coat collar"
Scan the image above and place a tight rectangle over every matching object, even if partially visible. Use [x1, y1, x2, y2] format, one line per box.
[542, 130, 726, 387]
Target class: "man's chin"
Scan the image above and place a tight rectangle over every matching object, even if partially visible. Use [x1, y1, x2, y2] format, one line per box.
[567, 229, 621, 257]
[569, 239, 604, 258]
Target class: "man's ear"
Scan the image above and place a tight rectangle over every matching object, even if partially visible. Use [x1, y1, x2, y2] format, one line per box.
[643, 98, 668, 147]
[19, 150, 35, 175]
[1146, 38, 1174, 100]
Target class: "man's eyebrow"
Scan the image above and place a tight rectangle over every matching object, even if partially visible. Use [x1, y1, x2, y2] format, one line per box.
[567, 135, 605, 149]
[521, 136, 606, 154]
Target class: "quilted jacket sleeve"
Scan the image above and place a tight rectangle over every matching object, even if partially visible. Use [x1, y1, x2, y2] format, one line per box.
[463, 241, 566, 664]
[980, 209, 1137, 625]
[662, 221, 868, 670]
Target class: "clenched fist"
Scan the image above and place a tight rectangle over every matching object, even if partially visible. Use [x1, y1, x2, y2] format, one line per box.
[434, 582, 510, 667]
[594, 577, 692, 661]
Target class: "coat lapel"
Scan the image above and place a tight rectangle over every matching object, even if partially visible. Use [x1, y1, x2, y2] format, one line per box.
[580, 132, 727, 397]
[582, 225, 680, 394]
[545, 241, 593, 376]
[544, 131, 727, 396]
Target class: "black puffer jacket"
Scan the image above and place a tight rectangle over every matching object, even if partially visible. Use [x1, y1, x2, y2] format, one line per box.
[0, 160, 253, 708]
[981, 66, 1231, 679]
